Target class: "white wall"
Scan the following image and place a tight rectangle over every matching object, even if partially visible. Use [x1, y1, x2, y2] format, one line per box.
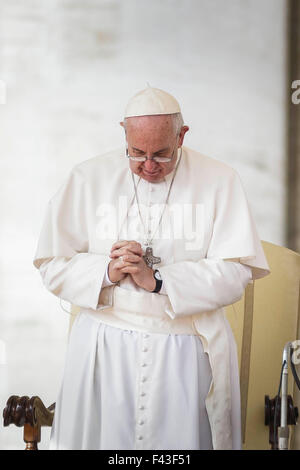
[0, 0, 287, 449]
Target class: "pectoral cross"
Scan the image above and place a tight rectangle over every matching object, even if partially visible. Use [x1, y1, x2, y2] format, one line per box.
[143, 246, 161, 269]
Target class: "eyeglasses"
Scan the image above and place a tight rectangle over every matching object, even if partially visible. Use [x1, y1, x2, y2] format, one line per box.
[126, 146, 175, 163]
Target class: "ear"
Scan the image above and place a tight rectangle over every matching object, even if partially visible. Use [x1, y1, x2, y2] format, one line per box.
[178, 125, 189, 147]
[120, 121, 124, 128]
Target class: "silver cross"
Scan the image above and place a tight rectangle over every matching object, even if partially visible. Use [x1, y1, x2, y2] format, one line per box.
[143, 247, 161, 269]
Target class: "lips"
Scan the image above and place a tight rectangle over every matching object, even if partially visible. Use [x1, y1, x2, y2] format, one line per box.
[143, 169, 160, 176]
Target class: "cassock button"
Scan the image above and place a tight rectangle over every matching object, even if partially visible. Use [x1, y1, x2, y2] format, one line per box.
[141, 376, 147, 382]
[140, 392, 146, 397]
[139, 405, 145, 410]
[142, 347, 148, 352]
[138, 420, 144, 425]
[137, 436, 143, 440]
[143, 334, 149, 338]
[141, 363, 147, 367]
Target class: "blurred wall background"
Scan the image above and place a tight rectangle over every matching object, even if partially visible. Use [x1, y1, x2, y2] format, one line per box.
[0, 0, 290, 449]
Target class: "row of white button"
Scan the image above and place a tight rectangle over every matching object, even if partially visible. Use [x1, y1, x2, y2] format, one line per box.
[136, 333, 150, 442]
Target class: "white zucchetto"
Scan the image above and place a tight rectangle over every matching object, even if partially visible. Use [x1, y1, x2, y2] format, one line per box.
[124, 86, 181, 118]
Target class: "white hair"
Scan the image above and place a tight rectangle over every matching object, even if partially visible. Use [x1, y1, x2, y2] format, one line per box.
[171, 113, 184, 135]
[123, 112, 184, 136]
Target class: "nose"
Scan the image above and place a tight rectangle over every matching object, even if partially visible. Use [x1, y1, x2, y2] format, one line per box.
[144, 157, 158, 171]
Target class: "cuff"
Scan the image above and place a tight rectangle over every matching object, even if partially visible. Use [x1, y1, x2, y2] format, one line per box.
[158, 280, 168, 296]
[101, 263, 117, 288]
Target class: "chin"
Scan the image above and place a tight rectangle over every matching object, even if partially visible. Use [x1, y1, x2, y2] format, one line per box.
[142, 171, 163, 182]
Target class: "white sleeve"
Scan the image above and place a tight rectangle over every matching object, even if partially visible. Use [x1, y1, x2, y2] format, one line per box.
[38, 254, 111, 311]
[206, 169, 270, 280]
[33, 167, 113, 311]
[159, 259, 252, 319]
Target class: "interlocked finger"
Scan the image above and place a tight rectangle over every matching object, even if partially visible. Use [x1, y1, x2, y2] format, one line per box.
[110, 241, 143, 257]
[111, 246, 143, 259]
[118, 253, 140, 265]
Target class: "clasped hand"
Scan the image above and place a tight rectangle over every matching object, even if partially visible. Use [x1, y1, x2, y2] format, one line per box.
[108, 240, 156, 292]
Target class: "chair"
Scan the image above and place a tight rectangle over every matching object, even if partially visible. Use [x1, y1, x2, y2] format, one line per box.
[225, 241, 300, 449]
[3, 241, 300, 450]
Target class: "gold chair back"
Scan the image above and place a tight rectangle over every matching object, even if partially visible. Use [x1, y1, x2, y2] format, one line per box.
[226, 241, 300, 449]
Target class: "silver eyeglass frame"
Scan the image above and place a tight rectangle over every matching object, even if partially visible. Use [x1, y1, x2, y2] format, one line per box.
[125, 143, 178, 163]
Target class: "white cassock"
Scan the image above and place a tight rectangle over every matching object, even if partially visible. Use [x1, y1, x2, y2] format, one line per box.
[33, 146, 270, 450]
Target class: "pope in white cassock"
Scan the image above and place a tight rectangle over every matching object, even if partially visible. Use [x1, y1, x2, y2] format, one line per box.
[33, 87, 270, 450]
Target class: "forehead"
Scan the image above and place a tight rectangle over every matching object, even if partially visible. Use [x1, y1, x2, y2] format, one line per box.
[126, 115, 175, 140]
